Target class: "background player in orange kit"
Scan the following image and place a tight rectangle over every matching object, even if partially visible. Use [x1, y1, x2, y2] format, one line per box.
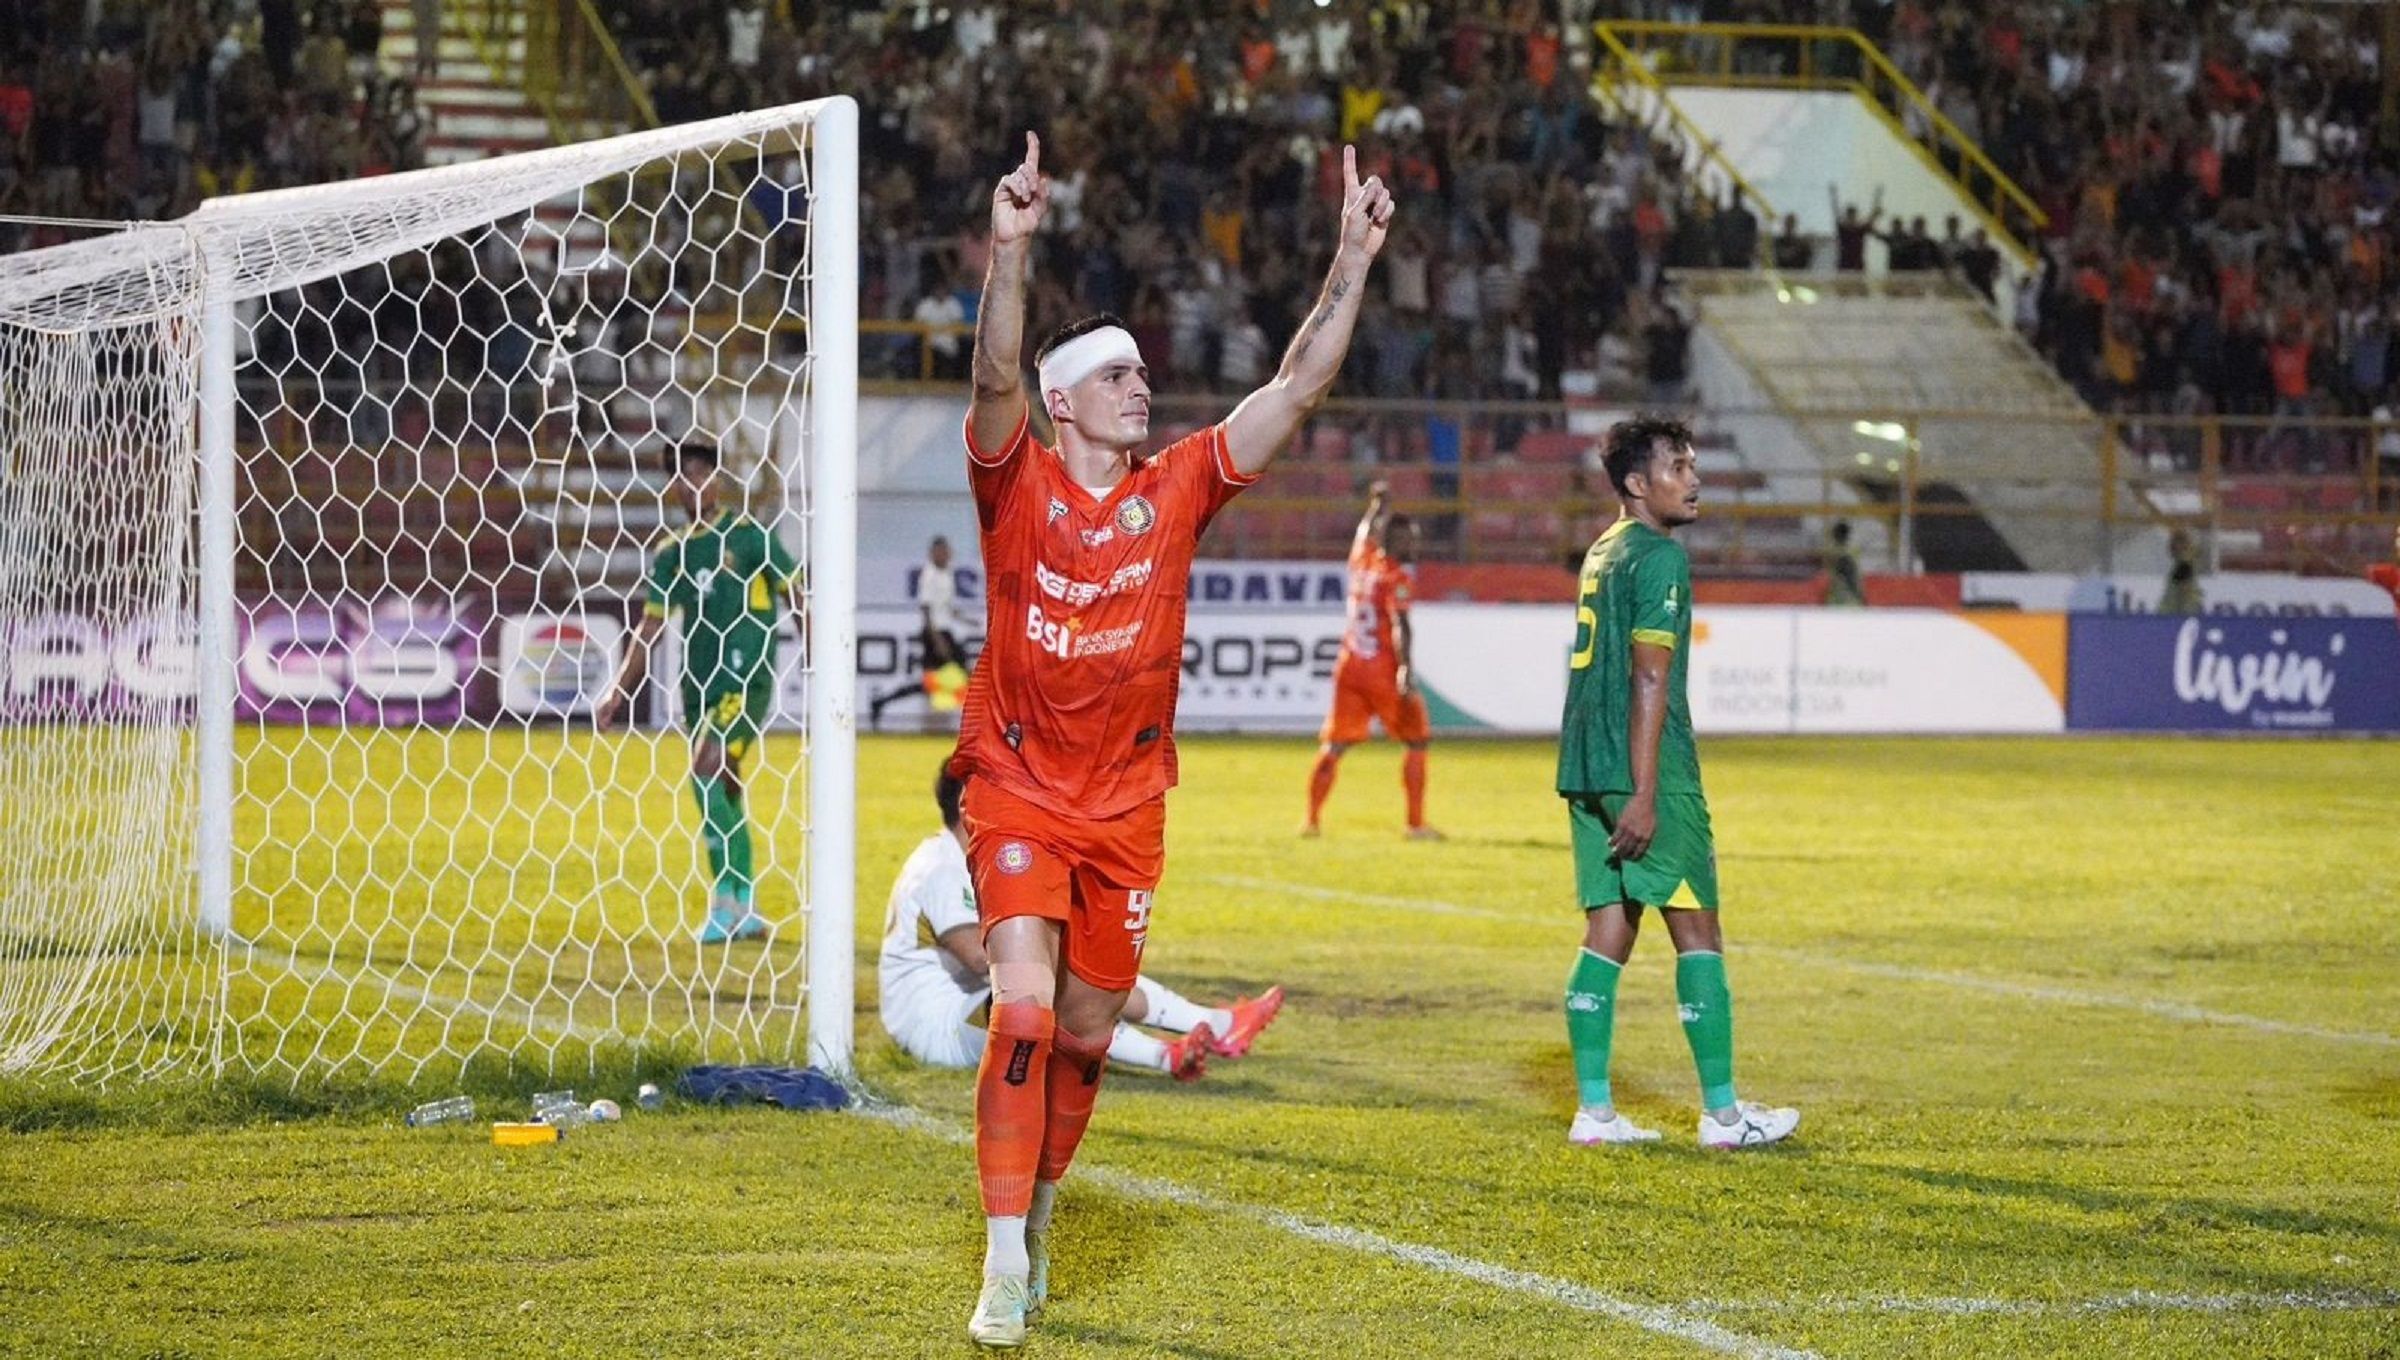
[952, 130, 1393, 1348]
[1303, 480, 1440, 840]
[2370, 524, 2399, 618]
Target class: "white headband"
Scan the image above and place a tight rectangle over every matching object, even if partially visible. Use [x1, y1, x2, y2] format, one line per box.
[1037, 326, 1144, 397]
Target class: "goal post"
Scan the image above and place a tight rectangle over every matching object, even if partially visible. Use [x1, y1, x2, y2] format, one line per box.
[1, 96, 859, 1087]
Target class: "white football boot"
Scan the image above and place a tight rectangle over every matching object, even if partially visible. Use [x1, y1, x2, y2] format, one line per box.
[967, 1273, 1032, 1349]
[1568, 1107, 1663, 1146]
[1698, 1101, 1800, 1150]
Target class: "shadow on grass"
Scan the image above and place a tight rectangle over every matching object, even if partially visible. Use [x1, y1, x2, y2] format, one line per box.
[1861, 1159, 2400, 1251]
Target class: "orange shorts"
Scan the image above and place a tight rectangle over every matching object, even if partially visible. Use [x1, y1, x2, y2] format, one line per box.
[1320, 665, 1431, 746]
[960, 778, 1165, 992]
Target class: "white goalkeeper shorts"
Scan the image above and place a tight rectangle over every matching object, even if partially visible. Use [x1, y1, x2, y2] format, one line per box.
[879, 977, 991, 1070]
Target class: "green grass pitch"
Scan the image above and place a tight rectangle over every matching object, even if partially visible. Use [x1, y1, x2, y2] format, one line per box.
[3, 731, 2397, 1357]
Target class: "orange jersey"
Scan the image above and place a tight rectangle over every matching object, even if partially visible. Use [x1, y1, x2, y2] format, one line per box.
[2371, 562, 2400, 613]
[951, 412, 1256, 818]
[1334, 528, 1412, 679]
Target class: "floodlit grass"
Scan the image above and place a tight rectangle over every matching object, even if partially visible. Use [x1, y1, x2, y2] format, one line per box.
[4, 732, 2397, 1357]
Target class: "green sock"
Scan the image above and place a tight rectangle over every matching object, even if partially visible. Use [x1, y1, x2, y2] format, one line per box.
[1675, 950, 1738, 1112]
[1565, 948, 1623, 1110]
[722, 783, 754, 903]
[690, 775, 752, 903]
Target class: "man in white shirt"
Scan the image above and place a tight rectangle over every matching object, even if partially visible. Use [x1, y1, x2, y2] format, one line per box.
[870, 536, 972, 730]
[880, 769, 1286, 1075]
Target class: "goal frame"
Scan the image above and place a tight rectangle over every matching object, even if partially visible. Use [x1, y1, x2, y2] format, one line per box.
[184, 96, 860, 1077]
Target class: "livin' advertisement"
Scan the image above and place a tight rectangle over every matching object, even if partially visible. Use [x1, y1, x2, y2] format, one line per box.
[2067, 616, 2400, 732]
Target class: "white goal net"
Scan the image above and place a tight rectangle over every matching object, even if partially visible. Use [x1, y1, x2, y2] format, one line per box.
[0, 97, 858, 1088]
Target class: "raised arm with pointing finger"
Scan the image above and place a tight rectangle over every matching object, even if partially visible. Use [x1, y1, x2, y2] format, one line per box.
[968, 131, 1046, 459]
[1223, 144, 1395, 475]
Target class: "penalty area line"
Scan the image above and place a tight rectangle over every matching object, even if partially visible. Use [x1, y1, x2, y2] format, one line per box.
[856, 1101, 1820, 1360]
[1209, 873, 2400, 1050]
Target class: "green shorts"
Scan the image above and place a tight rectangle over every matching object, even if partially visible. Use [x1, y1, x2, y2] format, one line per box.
[685, 679, 774, 762]
[1565, 793, 1718, 911]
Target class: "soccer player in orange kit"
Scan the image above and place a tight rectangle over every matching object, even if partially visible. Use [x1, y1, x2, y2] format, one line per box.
[2370, 524, 2399, 618]
[1302, 480, 1441, 839]
[951, 131, 1393, 1348]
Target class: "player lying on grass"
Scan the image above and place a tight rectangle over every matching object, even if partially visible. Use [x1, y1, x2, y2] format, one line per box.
[1303, 480, 1441, 840]
[1557, 415, 1799, 1152]
[880, 767, 1284, 1080]
[952, 130, 1390, 1347]
[595, 441, 803, 944]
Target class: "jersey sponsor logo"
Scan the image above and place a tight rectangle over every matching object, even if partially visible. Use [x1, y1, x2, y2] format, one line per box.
[1078, 526, 1116, 548]
[1115, 495, 1157, 536]
[1047, 497, 1070, 524]
[1664, 585, 1681, 616]
[1025, 603, 1145, 660]
[996, 842, 1034, 875]
[1034, 558, 1155, 607]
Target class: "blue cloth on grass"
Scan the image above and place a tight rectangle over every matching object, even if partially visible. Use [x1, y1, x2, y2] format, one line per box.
[677, 1064, 851, 1112]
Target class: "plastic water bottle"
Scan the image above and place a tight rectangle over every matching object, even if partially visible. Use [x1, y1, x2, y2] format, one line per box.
[636, 1082, 664, 1110]
[532, 1090, 588, 1128]
[404, 1095, 476, 1127]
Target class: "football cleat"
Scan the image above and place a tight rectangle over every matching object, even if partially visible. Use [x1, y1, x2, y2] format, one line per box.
[967, 1272, 1032, 1348]
[1161, 1022, 1214, 1082]
[1025, 1226, 1050, 1317]
[1567, 1108, 1662, 1146]
[1699, 1102, 1800, 1151]
[697, 902, 770, 945]
[1405, 824, 1447, 842]
[1298, 822, 1322, 839]
[1206, 986, 1286, 1058]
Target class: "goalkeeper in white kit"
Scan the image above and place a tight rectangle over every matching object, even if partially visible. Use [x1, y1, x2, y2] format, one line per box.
[881, 765, 1286, 1078]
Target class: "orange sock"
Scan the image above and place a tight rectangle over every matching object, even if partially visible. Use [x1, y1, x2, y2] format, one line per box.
[1306, 750, 1339, 825]
[1403, 748, 1427, 828]
[975, 1001, 1054, 1216]
[1036, 1023, 1111, 1184]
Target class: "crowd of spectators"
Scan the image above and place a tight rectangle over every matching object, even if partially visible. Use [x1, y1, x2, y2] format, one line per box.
[0, 0, 427, 253]
[16, 0, 2400, 452]
[604, 0, 1735, 401]
[599, 0, 2400, 441]
[1854, 0, 2400, 432]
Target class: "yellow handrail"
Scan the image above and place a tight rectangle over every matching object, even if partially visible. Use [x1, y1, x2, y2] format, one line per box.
[568, 0, 659, 129]
[1588, 24, 1779, 264]
[1594, 22, 2048, 265]
[471, 1, 658, 140]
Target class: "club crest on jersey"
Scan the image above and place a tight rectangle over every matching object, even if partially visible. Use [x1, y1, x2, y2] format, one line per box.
[996, 842, 1034, 875]
[1047, 497, 1070, 524]
[1114, 495, 1157, 537]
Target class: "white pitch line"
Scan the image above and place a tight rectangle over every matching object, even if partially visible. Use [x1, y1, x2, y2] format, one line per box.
[1742, 945, 2400, 1050]
[1200, 873, 2400, 1049]
[1689, 1287, 2400, 1318]
[857, 1101, 1820, 1360]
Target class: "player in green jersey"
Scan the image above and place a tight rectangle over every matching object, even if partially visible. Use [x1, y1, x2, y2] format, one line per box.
[1556, 415, 1798, 1151]
[597, 442, 805, 944]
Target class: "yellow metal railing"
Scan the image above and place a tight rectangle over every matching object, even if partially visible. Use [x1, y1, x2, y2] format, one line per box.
[1594, 22, 2048, 268]
[1588, 26, 1778, 266]
[469, 0, 658, 141]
